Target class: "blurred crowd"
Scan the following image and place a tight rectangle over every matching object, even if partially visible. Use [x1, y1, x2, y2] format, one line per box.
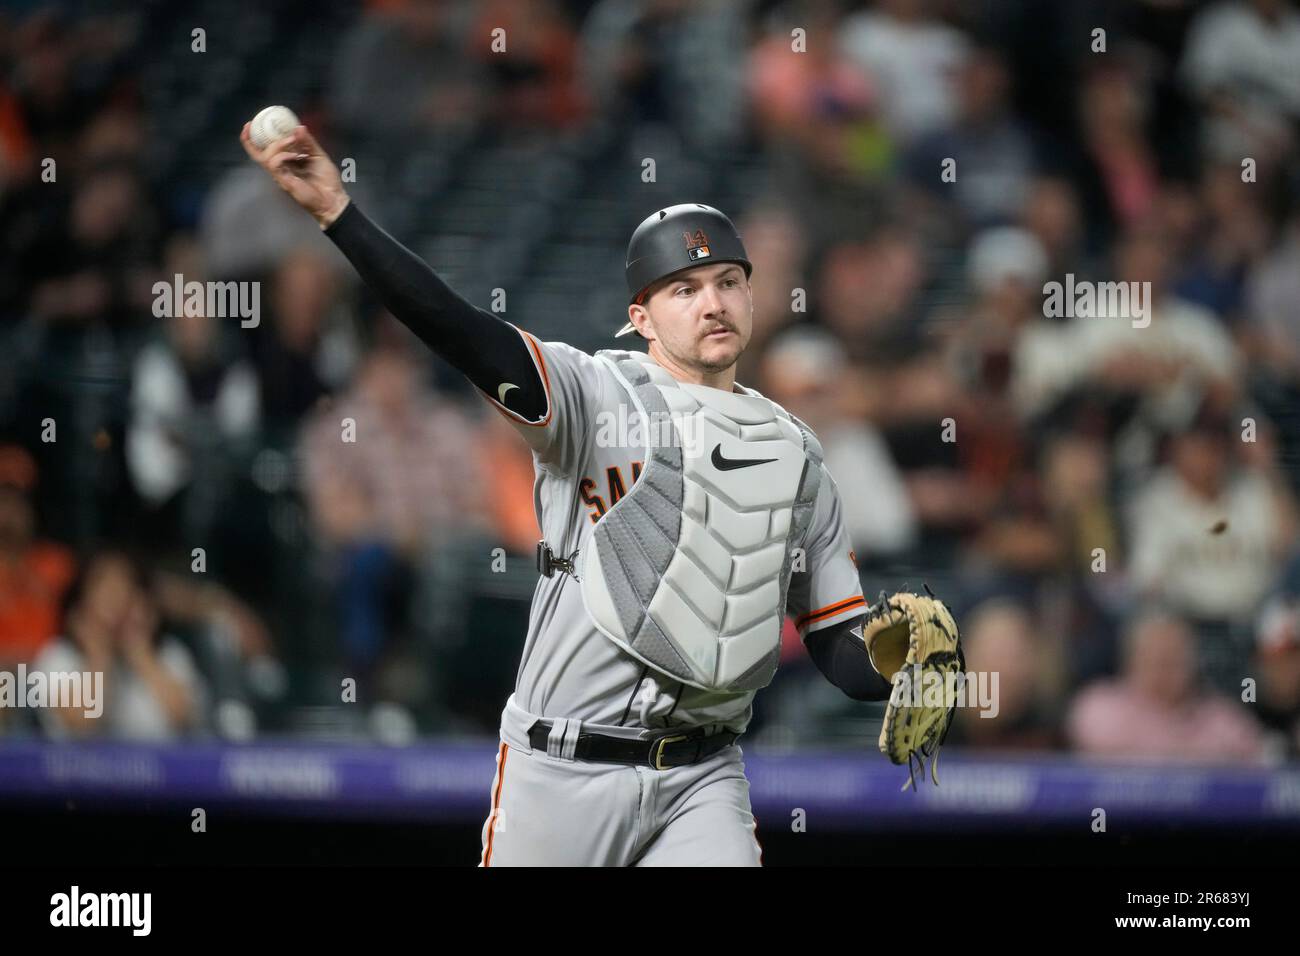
[1, 0, 1299, 763]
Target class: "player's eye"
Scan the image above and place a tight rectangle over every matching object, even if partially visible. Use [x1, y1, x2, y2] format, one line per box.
[722, 277, 739, 288]
[675, 286, 693, 296]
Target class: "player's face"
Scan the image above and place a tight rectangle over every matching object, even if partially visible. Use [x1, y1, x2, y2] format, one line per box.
[634, 263, 753, 375]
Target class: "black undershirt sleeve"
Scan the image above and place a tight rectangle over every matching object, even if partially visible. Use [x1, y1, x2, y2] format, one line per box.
[322, 200, 547, 421]
[805, 617, 895, 702]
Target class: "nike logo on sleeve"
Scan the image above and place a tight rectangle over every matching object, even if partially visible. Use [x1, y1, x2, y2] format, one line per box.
[498, 382, 519, 403]
[710, 444, 778, 471]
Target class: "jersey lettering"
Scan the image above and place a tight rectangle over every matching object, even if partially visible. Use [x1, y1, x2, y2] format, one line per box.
[579, 477, 606, 522]
[582, 462, 643, 524]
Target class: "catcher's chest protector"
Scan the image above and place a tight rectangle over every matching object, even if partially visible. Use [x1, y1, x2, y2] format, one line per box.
[581, 350, 822, 693]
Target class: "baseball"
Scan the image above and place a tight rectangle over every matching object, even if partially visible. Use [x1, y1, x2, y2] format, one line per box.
[249, 105, 300, 149]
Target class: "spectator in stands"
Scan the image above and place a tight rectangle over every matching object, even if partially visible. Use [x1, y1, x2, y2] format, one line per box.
[855, 227, 1037, 563]
[299, 332, 489, 674]
[955, 224, 1067, 431]
[945, 598, 1063, 752]
[1020, 176, 1089, 282]
[300, 331, 488, 560]
[817, 229, 928, 369]
[309, 464, 412, 676]
[1250, 547, 1300, 757]
[1, 99, 150, 327]
[125, 237, 261, 555]
[475, 414, 541, 557]
[1066, 610, 1266, 763]
[329, 0, 487, 141]
[1180, 0, 1300, 169]
[4, 10, 102, 159]
[747, 0, 879, 152]
[0, 444, 75, 668]
[1243, 209, 1300, 496]
[731, 203, 808, 385]
[758, 327, 917, 560]
[583, 0, 750, 149]
[1037, 421, 1126, 681]
[941, 229, 1099, 579]
[905, 44, 1038, 230]
[77, 102, 147, 170]
[22, 162, 160, 333]
[746, 2, 886, 241]
[811, 231, 977, 556]
[1075, 60, 1161, 241]
[199, 164, 355, 282]
[1254, 586, 1300, 759]
[469, 0, 586, 129]
[838, 0, 970, 142]
[1102, 229, 1241, 405]
[1019, 228, 1242, 427]
[1168, 165, 1271, 322]
[946, 227, 1044, 480]
[1126, 399, 1297, 625]
[33, 550, 206, 740]
[251, 248, 358, 434]
[1245, 209, 1300, 388]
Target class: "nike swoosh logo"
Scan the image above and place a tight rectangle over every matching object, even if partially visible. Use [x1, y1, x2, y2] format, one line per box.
[711, 444, 778, 471]
[497, 383, 519, 403]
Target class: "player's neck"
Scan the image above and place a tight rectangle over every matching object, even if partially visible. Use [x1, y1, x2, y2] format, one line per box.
[646, 344, 737, 392]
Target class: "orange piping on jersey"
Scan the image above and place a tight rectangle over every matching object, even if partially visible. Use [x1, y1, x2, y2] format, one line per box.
[485, 327, 554, 428]
[795, 595, 867, 630]
[481, 742, 509, 866]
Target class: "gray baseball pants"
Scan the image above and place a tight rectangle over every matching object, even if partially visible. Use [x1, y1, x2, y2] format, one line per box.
[479, 695, 762, 867]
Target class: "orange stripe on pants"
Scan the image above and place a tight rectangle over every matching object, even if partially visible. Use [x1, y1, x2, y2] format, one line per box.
[481, 742, 509, 867]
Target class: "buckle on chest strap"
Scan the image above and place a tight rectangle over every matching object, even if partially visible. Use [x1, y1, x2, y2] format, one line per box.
[537, 540, 579, 579]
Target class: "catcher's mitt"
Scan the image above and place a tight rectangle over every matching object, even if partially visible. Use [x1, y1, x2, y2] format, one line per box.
[861, 586, 965, 791]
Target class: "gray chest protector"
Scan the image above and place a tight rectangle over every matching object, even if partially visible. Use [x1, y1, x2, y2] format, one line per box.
[580, 350, 823, 693]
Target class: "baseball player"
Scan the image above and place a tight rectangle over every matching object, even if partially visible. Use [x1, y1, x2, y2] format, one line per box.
[242, 121, 954, 867]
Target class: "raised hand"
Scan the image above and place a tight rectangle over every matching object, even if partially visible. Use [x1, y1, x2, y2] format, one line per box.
[240, 121, 350, 229]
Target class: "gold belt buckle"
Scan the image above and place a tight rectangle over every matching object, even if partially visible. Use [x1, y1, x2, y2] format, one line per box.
[651, 734, 689, 770]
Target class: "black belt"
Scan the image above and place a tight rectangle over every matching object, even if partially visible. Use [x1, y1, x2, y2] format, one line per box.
[527, 721, 739, 770]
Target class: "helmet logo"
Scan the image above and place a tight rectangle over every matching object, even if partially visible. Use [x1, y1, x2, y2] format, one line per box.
[683, 229, 711, 261]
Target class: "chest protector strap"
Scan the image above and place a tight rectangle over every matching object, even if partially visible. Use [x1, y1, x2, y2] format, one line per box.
[580, 350, 822, 693]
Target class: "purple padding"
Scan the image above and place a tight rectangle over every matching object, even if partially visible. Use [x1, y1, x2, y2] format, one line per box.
[742, 750, 1300, 830]
[1, 741, 1298, 830]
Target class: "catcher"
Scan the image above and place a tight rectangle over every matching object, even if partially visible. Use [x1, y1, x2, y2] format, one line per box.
[242, 118, 963, 865]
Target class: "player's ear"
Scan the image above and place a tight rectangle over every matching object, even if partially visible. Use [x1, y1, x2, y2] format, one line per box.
[627, 303, 655, 341]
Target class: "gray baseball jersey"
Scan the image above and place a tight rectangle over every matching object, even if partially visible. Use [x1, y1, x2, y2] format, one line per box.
[491, 329, 865, 732]
[478, 328, 865, 866]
